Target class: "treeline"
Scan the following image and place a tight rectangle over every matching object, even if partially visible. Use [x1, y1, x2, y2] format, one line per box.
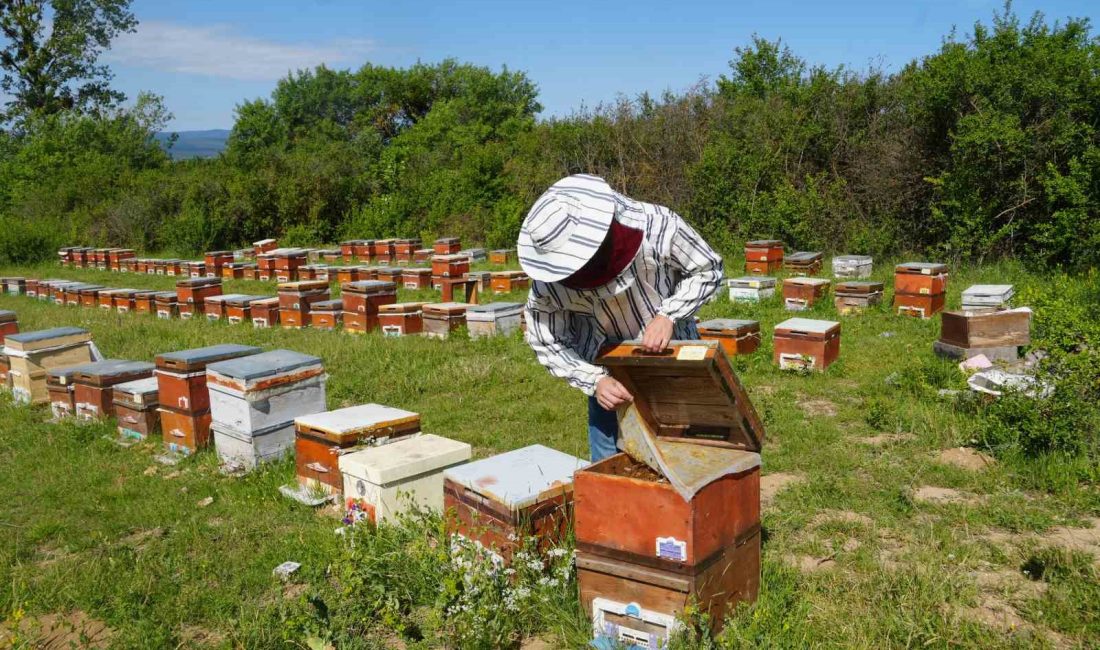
[0, 8, 1097, 268]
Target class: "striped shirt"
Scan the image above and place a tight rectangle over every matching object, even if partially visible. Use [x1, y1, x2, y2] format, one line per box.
[523, 196, 724, 395]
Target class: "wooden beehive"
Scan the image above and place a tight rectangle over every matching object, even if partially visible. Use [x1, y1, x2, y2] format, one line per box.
[371, 239, 395, 264]
[402, 268, 433, 290]
[253, 238, 278, 256]
[222, 295, 267, 324]
[444, 445, 589, 562]
[0, 310, 18, 344]
[352, 240, 374, 261]
[5, 327, 95, 405]
[467, 302, 523, 338]
[176, 278, 222, 315]
[113, 377, 160, 441]
[782, 277, 831, 310]
[393, 238, 421, 264]
[153, 292, 178, 319]
[490, 271, 530, 294]
[893, 292, 946, 319]
[46, 365, 80, 419]
[726, 276, 776, 303]
[155, 344, 262, 420]
[743, 239, 783, 262]
[206, 349, 326, 437]
[250, 297, 281, 328]
[423, 302, 468, 339]
[939, 308, 1030, 350]
[78, 285, 105, 308]
[340, 434, 471, 524]
[309, 299, 343, 330]
[294, 404, 421, 495]
[489, 249, 515, 265]
[773, 318, 841, 371]
[72, 360, 155, 421]
[696, 319, 761, 356]
[341, 280, 397, 334]
[432, 254, 470, 278]
[379, 302, 425, 336]
[131, 290, 157, 315]
[783, 251, 823, 275]
[414, 248, 434, 263]
[894, 262, 948, 296]
[961, 284, 1014, 310]
[434, 237, 461, 255]
[832, 255, 873, 279]
[834, 281, 885, 314]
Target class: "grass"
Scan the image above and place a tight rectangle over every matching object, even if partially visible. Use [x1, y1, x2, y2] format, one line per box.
[0, 258, 1096, 649]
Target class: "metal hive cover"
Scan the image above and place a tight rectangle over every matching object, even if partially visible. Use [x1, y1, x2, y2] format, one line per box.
[443, 444, 589, 510]
[206, 349, 322, 381]
[7, 327, 88, 344]
[157, 344, 263, 367]
[697, 318, 759, 331]
[775, 318, 839, 334]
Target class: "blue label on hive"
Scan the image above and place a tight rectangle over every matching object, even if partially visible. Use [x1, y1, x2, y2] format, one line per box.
[655, 536, 687, 562]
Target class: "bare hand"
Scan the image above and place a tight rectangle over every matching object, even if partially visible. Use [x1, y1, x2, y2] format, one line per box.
[595, 376, 632, 411]
[641, 314, 674, 352]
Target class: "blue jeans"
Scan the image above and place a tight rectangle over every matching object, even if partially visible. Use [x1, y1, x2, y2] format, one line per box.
[587, 395, 619, 462]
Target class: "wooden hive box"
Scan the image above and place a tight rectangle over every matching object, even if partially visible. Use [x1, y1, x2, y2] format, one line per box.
[223, 295, 270, 325]
[109, 289, 139, 313]
[378, 302, 425, 337]
[4, 277, 25, 296]
[120, 259, 137, 273]
[206, 349, 327, 436]
[352, 240, 374, 261]
[24, 278, 39, 298]
[253, 238, 278, 256]
[96, 288, 119, 310]
[213, 420, 296, 473]
[309, 299, 343, 330]
[490, 271, 529, 294]
[175, 278, 223, 317]
[489, 249, 515, 265]
[465, 271, 492, 293]
[273, 249, 308, 282]
[155, 344, 262, 415]
[580, 340, 764, 640]
[467, 302, 523, 338]
[333, 266, 363, 284]
[58, 282, 83, 305]
[78, 285, 106, 308]
[371, 239, 396, 263]
[319, 249, 342, 263]
[0, 310, 18, 343]
[72, 360, 155, 421]
[277, 280, 331, 328]
[165, 259, 185, 276]
[432, 254, 470, 278]
[203, 250, 234, 275]
[374, 267, 403, 285]
[240, 263, 259, 280]
[961, 284, 1014, 310]
[186, 261, 206, 278]
[743, 239, 783, 262]
[256, 254, 275, 281]
[153, 260, 167, 275]
[460, 248, 487, 262]
[774, 318, 841, 371]
[402, 268, 433, 289]
[113, 377, 160, 442]
[423, 302, 468, 339]
[46, 365, 81, 419]
[782, 277, 831, 310]
[697, 319, 761, 356]
[414, 248, 434, 263]
[5, 327, 94, 405]
[832, 255, 873, 279]
[893, 292, 945, 319]
[834, 281, 885, 314]
[158, 407, 213, 457]
[297, 264, 330, 282]
[221, 262, 247, 279]
[132, 290, 158, 315]
[726, 276, 776, 303]
[294, 404, 422, 495]
[340, 434, 471, 524]
[434, 237, 461, 255]
[57, 246, 74, 266]
[444, 444, 589, 563]
[938, 308, 1030, 352]
[745, 259, 782, 275]
[250, 297, 281, 328]
[203, 294, 248, 321]
[393, 238, 421, 264]
[341, 280, 397, 334]
[783, 251, 824, 275]
[894, 262, 948, 296]
[153, 292, 179, 319]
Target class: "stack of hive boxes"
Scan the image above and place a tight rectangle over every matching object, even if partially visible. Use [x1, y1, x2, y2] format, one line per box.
[224, 296, 271, 324]
[72, 360, 155, 421]
[432, 254, 469, 289]
[726, 277, 776, 303]
[46, 366, 80, 417]
[207, 350, 327, 473]
[5, 327, 96, 404]
[393, 238, 421, 265]
[274, 249, 309, 282]
[743, 240, 783, 275]
[203, 251, 234, 277]
[444, 444, 588, 563]
[176, 278, 222, 320]
[282, 403, 421, 504]
[155, 344, 262, 461]
[575, 341, 763, 647]
[113, 377, 160, 443]
[893, 262, 948, 319]
[341, 280, 397, 334]
[277, 281, 330, 329]
[834, 281, 885, 314]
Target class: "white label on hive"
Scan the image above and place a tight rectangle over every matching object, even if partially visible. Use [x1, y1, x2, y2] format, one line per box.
[655, 536, 687, 562]
[919, 288, 930, 295]
[676, 346, 708, 361]
[922, 268, 931, 275]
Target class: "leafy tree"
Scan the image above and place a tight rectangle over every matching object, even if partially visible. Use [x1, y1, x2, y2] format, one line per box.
[0, 0, 136, 126]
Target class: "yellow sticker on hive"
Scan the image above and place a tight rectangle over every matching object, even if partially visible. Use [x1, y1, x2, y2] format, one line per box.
[676, 346, 708, 361]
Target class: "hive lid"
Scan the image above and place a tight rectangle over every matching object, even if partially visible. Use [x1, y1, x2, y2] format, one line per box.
[113, 376, 159, 399]
[176, 278, 221, 288]
[339, 434, 471, 485]
[205, 293, 252, 304]
[342, 280, 397, 293]
[423, 302, 468, 316]
[835, 281, 885, 294]
[896, 262, 947, 274]
[296, 404, 420, 438]
[153, 291, 178, 299]
[311, 299, 343, 311]
[6, 327, 91, 351]
[46, 364, 85, 382]
[0, 310, 16, 321]
[254, 238, 277, 246]
[467, 302, 522, 318]
[745, 239, 783, 248]
[75, 284, 105, 293]
[379, 302, 425, 314]
[435, 237, 460, 244]
[156, 344, 263, 371]
[833, 254, 873, 264]
[443, 444, 589, 510]
[403, 268, 432, 275]
[596, 340, 765, 459]
[962, 284, 1014, 300]
[697, 318, 759, 333]
[252, 297, 280, 306]
[223, 295, 271, 306]
[206, 349, 322, 381]
[786, 251, 823, 262]
[373, 267, 403, 275]
[775, 318, 840, 335]
[204, 250, 233, 256]
[72, 359, 154, 384]
[784, 277, 830, 287]
[131, 289, 160, 298]
[277, 281, 329, 292]
[491, 271, 527, 279]
[102, 288, 139, 297]
[432, 254, 468, 262]
[727, 276, 777, 288]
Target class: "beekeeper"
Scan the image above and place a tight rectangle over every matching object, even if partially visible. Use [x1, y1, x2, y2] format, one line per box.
[519, 174, 724, 461]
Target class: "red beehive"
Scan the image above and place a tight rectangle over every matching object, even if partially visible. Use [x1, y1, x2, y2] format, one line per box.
[0, 310, 19, 344]
[413, 248, 434, 263]
[203, 250, 234, 276]
[434, 237, 461, 255]
[154, 291, 179, 319]
[132, 290, 158, 315]
[341, 280, 397, 334]
[250, 297, 281, 328]
[378, 302, 425, 336]
[894, 262, 948, 296]
[159, 407, 213, 457]
[393, 238, 421, 265]
[78, 285, 104, 308]
[423, 302, 467, 339]
[371, 239, 395, 264]
[401, 268, 433, 290]
[72, 360, 155, 421]
[309, 300, 343, 330]
[353, 240, 374, 261]
[773, 318, 841, 371]
[334, 267, 363, 284]
[432, 255, 469, 278]
[273, 249, 308, 282]
[697, 319, 761, 356]
[781, 277, 831, 311]
[185, 261, 205, 278]
[222, 295, 267, 325]
[256, 254, 276, 280]
[155, 344, 261, 415]
[176, 278, 223, 317]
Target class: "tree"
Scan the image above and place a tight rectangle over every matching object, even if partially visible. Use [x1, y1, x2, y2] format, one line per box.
[0, 0, 136, 126]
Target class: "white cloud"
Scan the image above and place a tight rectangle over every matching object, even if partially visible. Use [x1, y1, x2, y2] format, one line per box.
[105, 21, 375, 81]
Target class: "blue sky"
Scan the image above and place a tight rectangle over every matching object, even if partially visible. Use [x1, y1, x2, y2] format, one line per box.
[101, 0, 1097, 131]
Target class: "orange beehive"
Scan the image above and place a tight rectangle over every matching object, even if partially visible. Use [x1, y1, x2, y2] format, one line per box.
[490, 271, 529, 294]
[378, 302, 425, 336]
[432, 254, 469, 278]
[434, 237, 461, 255]
[250, 297, 281, 328]
[489, 249, 515, 265]
[371, 239, 395, 264]
[402, 268, 433, 290]
[773, 318, 841, 371]
[309, 300, 343, 330]
[697, 319, 761, 356]
[341, 281, 397, 333]
[781, 277, 831, 310]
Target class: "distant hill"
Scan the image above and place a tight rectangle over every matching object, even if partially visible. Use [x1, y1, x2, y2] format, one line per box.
[155, 129, 230, 160]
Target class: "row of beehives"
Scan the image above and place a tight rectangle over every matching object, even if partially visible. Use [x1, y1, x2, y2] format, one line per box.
[0, 277, 526, 340]
[0, 312, 764, 647]
[742, 240, 870, 278]
[56, 237, 519, 284]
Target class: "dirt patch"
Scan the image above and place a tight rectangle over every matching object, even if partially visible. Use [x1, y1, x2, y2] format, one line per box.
[34, 544, 73, 568]
[761, 473, 804, 508]
[178, 623, 226, 648]
[316, 504, 344, 520]
[751, 385, 776, 396]
[797, 398, 837, 417]
[1046, 518, 1100, 565]
[0, 610, 114, 649]
[912, 486, 984, 505]
[860, 432, 915, 446]
[962, 595, 1028, 632]
[119, 527, 165, 550]
[810, 509, 875, 528]
[282, 583, 308, 600]
[785, 554, 836, 573]
[970, 568, 1047, 599]
[519, 638, 556, 650]
[937, 447, 995, 471]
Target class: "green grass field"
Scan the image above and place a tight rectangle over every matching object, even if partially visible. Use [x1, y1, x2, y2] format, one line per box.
[0, 259, 1096, 649]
